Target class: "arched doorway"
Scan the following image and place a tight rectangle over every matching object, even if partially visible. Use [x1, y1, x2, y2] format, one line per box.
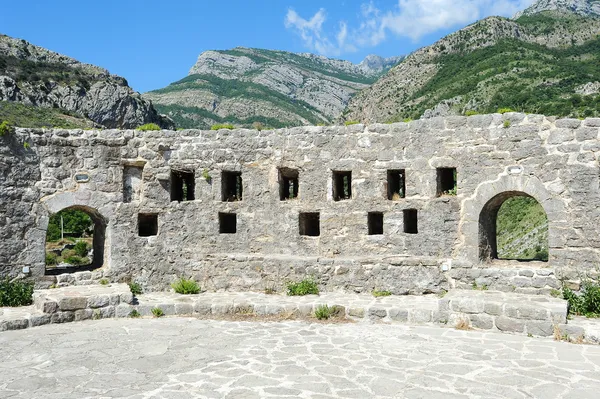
[44, 205, 107, 275]
[479, 191, 548, 262]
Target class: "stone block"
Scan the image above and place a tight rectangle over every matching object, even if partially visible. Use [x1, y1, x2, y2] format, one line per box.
[58, 297, 88, 311]
[555, 324, 585, 338]
[495, 316, 524, 333]
[368, 307, 387, 319]
[518, 270, 534, 277]
[193, 302, 212, 315]
[87, 295, 110, 308]
[452, 298, 484, 314]
[348, 307, 365, 318]
[29, 314, 51, 327]
[388, 308, 408, 322]
[5, 318, 29, 330]
[51, 311, 75, 324]
[119, 292, 134, 305]
[109, 294, 121, 306]
[98, 306, 115, 319]
[470, 314, 494, 330]
[39, 300, 59, 314]
[483, 302, 503, 316]
[525, 321, 554, 337]
[175, 303, 194, 315]
[74, 309, 93, 321]
[555, 118, 581, 129]
[75, 271, 92, 281]
[116, 305, 133, 318]
[409, 309, 432, 323]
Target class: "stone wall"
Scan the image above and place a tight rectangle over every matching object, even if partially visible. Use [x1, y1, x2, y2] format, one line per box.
[1, 113, 600, 293]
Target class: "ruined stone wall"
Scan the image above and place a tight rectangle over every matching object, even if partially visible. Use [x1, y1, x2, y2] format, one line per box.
[1, 113, 600, 294]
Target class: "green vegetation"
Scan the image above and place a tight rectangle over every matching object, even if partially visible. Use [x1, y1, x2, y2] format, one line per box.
[503, 120, 511, 128]
[73, 241, 89, 257]
[286, 278, 319, 296]
[496, 196, 548, 261]
[465, 110, 479, 116]
[136, 123, 161, 131]
[129, 282, 143, 295]
[171, 278, 201, 294]
[344, 120, 360, 126]
[129, 309, 141, 318]
[0, 278, 34, 307]
[151, 307, 164, 317]
[314, 304, 334, 320]
[0, 101, 91, 129]
[372, 290, 392, 297]
[472, 282, 488, 291]
[390, 22, 600, 121]
[498, 108, 515, 114]
[46, 209, 93, 242]
[99, 278, 109, 285]
[210, 123, 234, 130]
[563, 281, 600, 318]
[0, 120, 11, 136]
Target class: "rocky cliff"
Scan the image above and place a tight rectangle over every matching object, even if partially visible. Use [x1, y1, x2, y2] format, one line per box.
[144, 48, 400, 129]
[0, 34, 173, 129]
[344, 2, 600, 123]
[515, 0, 600, 18]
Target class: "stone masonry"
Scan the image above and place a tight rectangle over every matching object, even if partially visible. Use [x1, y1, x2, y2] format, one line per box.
[1, 113, 600, 293]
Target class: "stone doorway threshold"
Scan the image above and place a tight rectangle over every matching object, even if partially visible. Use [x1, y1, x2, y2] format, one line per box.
[1, 284, 598, 344]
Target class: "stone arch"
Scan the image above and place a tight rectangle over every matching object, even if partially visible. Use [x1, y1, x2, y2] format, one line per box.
[36, 191, 114, 276]
[459, 173, 567, 264]
[478, 191, 547, 261]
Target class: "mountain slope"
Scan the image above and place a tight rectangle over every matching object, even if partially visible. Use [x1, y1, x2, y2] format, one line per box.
[515, 0, 600, 18]
[144, 48, 401, 129]
[0, 34, 173, 129]
[344, 8, 600, 123]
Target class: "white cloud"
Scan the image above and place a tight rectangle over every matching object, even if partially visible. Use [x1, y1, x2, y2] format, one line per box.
[284, 0, 536, 56]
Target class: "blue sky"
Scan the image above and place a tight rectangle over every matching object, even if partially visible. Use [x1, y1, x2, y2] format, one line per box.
[2, 0, 533, 93]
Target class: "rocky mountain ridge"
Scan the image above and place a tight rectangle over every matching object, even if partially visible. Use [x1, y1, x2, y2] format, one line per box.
[0, 34, 173, 129]
[514, 0, 600, 18]
[144, 47, 401, 129]
[343, 7, 600, 123]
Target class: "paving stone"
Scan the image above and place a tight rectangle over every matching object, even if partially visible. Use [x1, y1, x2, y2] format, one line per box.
[525, 321, 554, 337]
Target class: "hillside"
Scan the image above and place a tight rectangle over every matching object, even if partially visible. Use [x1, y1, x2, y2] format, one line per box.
[0, 34, 173, 129]
[343, 7, 600, 123]
[144, 48, 402, 129]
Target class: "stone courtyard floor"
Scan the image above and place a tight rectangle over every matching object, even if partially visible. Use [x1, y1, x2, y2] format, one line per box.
[1, 318, 600, 398]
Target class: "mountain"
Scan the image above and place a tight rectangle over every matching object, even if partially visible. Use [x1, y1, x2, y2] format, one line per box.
[0, 34, 173, 129]
[515, 0, 600, 18]
[144, 48, 399, 129]
[343, 3, 600, 123]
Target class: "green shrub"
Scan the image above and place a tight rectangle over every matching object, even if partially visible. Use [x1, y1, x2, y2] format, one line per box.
[151, 307, 164, 317]
[373, 290, 392, 297]
[344, 120, 360, 126]
[0, 278, 34, 307]
[497, 108, 514, 114]
[136, 123, 161, 131]
[287, 278, 319, 296]
[0, 120, 11, 136]
[129, 282, 143, 295]
[564, 281, 600, 317]
[45, 252, 59, 265]
[99, 278, 109, 285]
[210, 124, 234, 130]
[23, 142, 30, 149]
[73, 241, 89, 257]
[129, 309, 141, 318]
[315, 304, 334, 320]
[171, 278, 200, 294]
[465, 110, 479, 116]
[64, 255, 85, 265]
[403, 118, 413, 123]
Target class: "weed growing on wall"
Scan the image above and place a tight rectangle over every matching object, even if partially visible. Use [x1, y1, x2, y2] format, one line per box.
[286, 279, 319, 296]
[171, 278, 200, 294]
[136, 123, 161, 131]
[129, 282, 143, 296]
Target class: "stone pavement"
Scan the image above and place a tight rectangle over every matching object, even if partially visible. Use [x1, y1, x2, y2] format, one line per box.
[1, 318, 600, 398]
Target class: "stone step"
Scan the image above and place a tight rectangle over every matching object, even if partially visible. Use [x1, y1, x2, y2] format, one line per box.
[440, 290, 568, 336]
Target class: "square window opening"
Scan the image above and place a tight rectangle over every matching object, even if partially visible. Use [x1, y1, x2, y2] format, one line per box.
[222, 171, 243, 202]
[170, 170, 195, 202]
[279, 168, 299, 200]
[437, 168, 457, 196]
[138, 214, 158, 237]
[387, 169, 406, 200]
[219, 212, 237, 234]
[403, 209, 418, 234]
[332, 171, 352, 201]
[368, 212, 384, 235]
[299, 212, 320, 237]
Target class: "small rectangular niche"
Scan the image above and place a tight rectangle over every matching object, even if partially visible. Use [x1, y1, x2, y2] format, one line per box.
[138, 214, 158, 237]
[332, 171, 352, 201]
[170, 170, 195, 202]
[279, 168, 299, 200]
[387, 169, 406, 200]
[219, 212, 237, 234]
[222, 171, 243, 202]
[299, 212, 320, 237]
[123, 165, 144, 203]
[403, 209, 418, 234]
[368, 212, 384, 235]
[437, 167, 457, 197]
